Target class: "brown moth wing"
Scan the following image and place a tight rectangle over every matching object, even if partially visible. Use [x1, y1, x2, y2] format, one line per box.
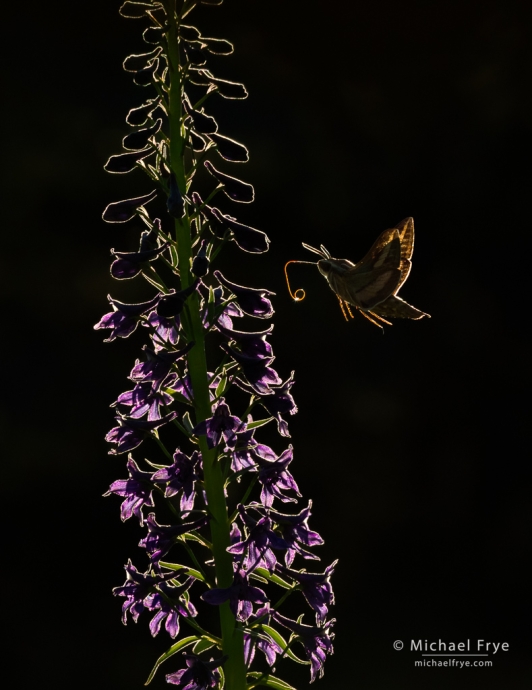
[328, 233, 403, 309]
[393, 217, 414, 290]
[372, 294, 430, 320]
[351, 228, 398, 273]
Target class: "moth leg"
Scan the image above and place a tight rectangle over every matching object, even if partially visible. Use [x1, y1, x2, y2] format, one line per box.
[337, 296, 350, 321]
[367, 310, 393, 327]
[359, 309, 385, 330]
[345, 302, 355, 319]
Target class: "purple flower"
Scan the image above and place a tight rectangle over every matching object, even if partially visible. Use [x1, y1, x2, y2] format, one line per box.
[151, 449, 201, 514]
[273, 612, 335, 683]
[243, 604, 282, 668]
[104, 456, 154, 525]
[221, 344, 282, 396]
[130, 343, 194, 387]
[259, 372, 298, 437]
[139, 513, 210, 563]
[267, 503, 324, 567]
[193, 398, 246, 450]
[148, 577, 197, 638]
[206, 205, 269, 252]
[276, 561, 337, 624]
[110, 233, 169, 279]
[214, 270, 274, 318]
[106, 411, 178, 455]
[204, 160, 254, 203]
[201, 568, 268, 622]
[112, 560, 176, 625]
[227, 506, 288, 573]
[114, 373, 177, 420]
[166, 654, 224, 689]
[255, 445, 300, 507]
[147, 311, 180, 348]
[216, 323, 273, 360]
[102, 189, 158, 223]
[94, 293, 160, 341]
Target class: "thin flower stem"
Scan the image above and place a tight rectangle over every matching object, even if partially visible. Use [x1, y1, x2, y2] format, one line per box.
[165, 4, 247, 688]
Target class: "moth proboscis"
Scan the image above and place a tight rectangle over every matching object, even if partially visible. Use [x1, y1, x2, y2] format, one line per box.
[284, 217, 430, 329]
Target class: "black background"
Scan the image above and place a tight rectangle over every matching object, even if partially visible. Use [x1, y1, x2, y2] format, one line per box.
[2, 0, 531, 688]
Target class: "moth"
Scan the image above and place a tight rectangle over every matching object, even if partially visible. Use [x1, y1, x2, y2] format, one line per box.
[284, 217, 430, 328]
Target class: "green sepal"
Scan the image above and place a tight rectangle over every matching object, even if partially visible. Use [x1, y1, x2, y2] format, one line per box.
[215, 372, 227, 398]
[145, 636, 198, 685]
[207, 285, 216, 329]
[182, 411, 195, 434]
[260, 625, 307, 665]
[158, 561, 206, 582]
[246, 672, 299, 690]
[253, 567, 292, 589]
[245, 417, 274, 431]
[192, 637, 218, 654]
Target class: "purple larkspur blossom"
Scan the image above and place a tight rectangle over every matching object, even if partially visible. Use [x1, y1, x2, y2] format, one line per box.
[147, 310, 180, 348]
[259, 372, 298, 437]
[114, 372, 177, 420]
[221, 343, 282, 396]
[254, 444, 300, 507]
[94, 293, 160, 341]
[148, 576, 197, 638]
[104, 456, 154, 524]
[276, 561, 337, 624]
[266, 503, 324, 567]
[214, 270, 274, 318]
[140, 513, 210, 563]
[201, 568, 268, 622]
[113, 560, 176, 625]
[273, 612, 335, 683]
[130, 342, 194, 387]
[151, 449, 201, 513]
[206, 285, 244, 330]
[102, 189, 157, 223]
[110, 232, 169, 279]
[227, 505, 288, 573]
[217, 323, 273, 360]
[204, 160, 254, 203]
[166, 654, 224, 689]
[243, 604, 282, 668]
[231, 424, 261, 472]
[193, 398, 246, 450]
[106, 411, 178, 455]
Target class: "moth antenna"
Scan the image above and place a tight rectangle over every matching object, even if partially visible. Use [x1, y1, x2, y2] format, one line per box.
[284, 259, 316, 302]
[320, 244, 331, 258]
[301, 242, 327, 259]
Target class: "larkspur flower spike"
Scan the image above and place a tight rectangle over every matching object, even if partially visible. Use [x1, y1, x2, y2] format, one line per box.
[99, 1, 336, 687]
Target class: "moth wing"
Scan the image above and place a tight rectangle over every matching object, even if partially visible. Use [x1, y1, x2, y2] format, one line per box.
[393, 217, 414, 289]
[372, 294, 430, 320]
[331, 234, 403, 309]
[353, 228, 398, 272]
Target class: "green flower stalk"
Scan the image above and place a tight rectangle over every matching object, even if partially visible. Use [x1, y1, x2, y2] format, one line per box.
[97, 2, 337, 688]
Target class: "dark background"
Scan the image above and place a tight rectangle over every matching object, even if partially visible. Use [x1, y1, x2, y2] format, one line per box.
[2, 0, 531, 688]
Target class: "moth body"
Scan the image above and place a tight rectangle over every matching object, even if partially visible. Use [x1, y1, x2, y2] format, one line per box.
[296, 217, 430, 327]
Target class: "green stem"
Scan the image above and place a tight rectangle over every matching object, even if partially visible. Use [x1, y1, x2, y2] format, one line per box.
[165, 4, 247, 688]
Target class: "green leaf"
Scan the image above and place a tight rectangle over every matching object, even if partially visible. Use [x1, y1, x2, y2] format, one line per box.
[260, 625, 307, 665]
[145, 636, 198, 685]
[215, 373, 227, 397]
[158, 561, 205, 582]
[182, 411, 194, 434]
[246, 672, 299, 690]
[254, 567, 292, 589]
[192, 637, 218, 654]
[246, 417, 274, 430]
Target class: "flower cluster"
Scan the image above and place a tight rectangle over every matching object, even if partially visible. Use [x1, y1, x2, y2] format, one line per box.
[98, 2, 336, 688]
